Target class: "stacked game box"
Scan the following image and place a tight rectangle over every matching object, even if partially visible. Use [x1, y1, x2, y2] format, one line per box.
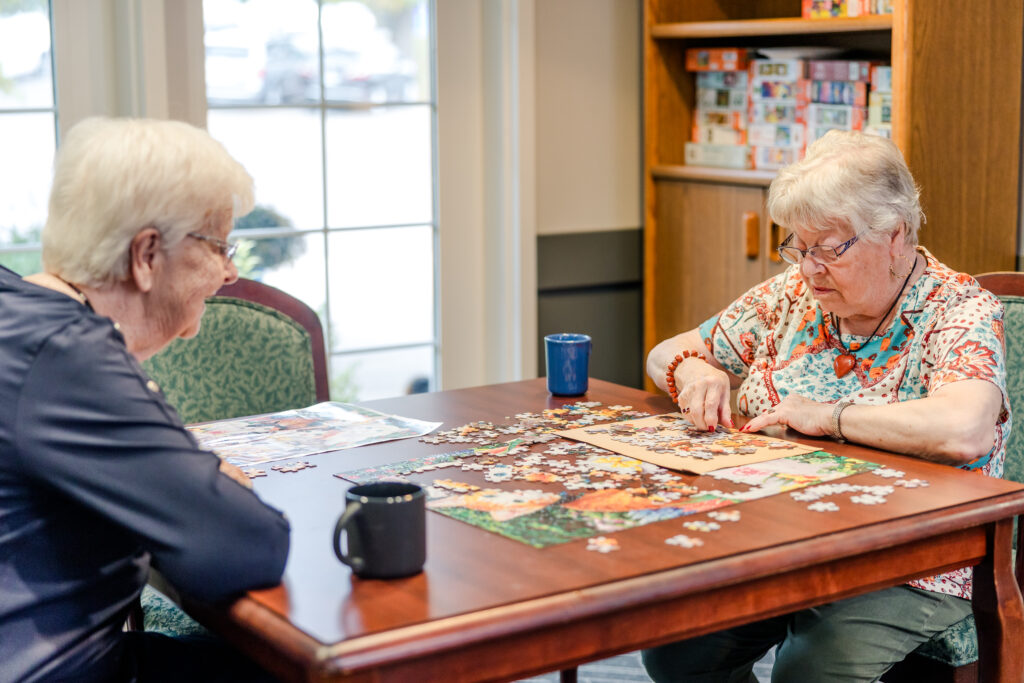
[866, 65, 892, 138]
[684, 48, 751, 169]
[802, 0, 892, 17]
[804, 59, 874, 145]
[748, 58, 807, 170]
[683, 49, 890, 171]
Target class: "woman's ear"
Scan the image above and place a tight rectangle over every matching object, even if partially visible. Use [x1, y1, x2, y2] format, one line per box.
[889, 222, 907, 256]
[129, 228, 162, 293]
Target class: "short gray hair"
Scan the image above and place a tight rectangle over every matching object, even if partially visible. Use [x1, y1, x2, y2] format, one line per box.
[766, 130, 923, 246]
[42, 117, 254, 285]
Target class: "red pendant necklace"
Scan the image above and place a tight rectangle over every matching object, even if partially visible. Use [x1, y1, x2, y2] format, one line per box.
[832, 255, 918, 378]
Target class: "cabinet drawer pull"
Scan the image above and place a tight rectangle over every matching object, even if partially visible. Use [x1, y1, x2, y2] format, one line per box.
[743, 211, 759, 259]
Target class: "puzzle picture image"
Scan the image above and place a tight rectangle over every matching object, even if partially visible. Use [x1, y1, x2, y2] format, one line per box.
[557, 413, 821, 474]
[187, 401, 441, 467]
[335, 403, 880, 548]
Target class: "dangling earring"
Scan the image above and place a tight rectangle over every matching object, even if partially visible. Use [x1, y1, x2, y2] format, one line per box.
[889, 253, 911, 279]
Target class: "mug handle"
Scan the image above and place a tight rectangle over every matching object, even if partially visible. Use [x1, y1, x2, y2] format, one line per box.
[333, 501, 366, 573]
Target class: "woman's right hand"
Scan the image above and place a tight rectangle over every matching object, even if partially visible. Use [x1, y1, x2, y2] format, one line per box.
[647, 329, 737, 432]
[673, 359, 733, 431]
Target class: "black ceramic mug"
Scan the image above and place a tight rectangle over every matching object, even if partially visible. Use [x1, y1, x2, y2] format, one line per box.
[333, 481, 426, 579]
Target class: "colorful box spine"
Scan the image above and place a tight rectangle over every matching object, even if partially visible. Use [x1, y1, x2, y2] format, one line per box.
[868, 92, 892, 127]
[749, 123, 805, 149]
[809, 80, 867, 106]
[749, 101, 805, 126]
[754, 80, 806, 100]
[696, 71, 748, 90]
[750, 59, 805, 83]
[871, 0, 893, 14]
[692, 127, 747, 146]
[806, 104, 868, 144]
[685, 142, 751, 169]
[807, 104, 867, 129]
[802, 0, 873, 18]
[685, 48, 749, 72]
[807, 60, 874, 82]
[752, 146, 801, 170]
[696, 87, 747, 110]
[870, 65, 892, 93]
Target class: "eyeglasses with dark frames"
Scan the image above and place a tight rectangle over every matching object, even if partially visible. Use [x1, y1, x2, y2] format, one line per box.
[776, 229, 868, 265]
[187, 232, 239, 261]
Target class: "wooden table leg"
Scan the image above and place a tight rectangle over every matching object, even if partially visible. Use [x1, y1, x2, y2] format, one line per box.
[559, 667, 578, 683]
[972, 518, 1024, 682]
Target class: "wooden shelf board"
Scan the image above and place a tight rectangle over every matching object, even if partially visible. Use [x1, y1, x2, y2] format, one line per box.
[651, 15, 892, 39]
[651, 165, 776, 187]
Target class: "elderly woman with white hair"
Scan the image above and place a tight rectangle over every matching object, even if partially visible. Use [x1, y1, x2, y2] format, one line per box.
[0, 117, 289, 682]
[643, 130, 1009, 681]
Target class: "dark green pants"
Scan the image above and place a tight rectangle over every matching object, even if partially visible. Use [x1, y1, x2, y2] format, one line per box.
[641, 585, 972, 683]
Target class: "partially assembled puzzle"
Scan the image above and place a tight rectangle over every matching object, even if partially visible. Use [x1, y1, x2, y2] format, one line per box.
[557, 413, 819, 474]
[336, 403, 880, 548]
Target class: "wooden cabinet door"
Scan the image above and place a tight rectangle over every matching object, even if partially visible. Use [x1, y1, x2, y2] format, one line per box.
[649, 179, 767, 343]
[763, 208, 789, 282]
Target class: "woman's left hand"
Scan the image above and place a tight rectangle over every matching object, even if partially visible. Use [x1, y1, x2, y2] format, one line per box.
[740, 394, 832, 437]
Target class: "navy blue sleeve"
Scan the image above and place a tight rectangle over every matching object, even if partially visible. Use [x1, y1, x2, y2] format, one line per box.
[13, 318, 290, 604]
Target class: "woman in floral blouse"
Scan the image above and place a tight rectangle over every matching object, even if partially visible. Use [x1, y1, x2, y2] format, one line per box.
[643, 130, 1009, 682]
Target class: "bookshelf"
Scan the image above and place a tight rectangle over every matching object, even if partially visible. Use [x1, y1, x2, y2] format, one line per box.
[643, 0, 1023, 385]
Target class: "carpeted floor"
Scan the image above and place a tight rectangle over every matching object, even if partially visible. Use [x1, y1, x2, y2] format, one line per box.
[517, 649, 775, 682]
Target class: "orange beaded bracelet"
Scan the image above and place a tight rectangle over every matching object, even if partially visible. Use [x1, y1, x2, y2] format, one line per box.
[666, 350, 707, 402]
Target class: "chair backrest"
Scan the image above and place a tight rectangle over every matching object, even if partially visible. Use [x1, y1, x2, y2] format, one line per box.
[142, 278, 329, 424]
[975, 272, 1024, 485]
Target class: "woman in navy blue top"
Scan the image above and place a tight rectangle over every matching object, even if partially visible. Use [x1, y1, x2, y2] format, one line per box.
[0, 117, 290, 682]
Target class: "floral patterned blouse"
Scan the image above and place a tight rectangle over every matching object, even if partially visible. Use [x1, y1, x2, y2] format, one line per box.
[698, 247, 1010, 600]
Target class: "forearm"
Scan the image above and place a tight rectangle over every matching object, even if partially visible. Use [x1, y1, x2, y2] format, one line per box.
[646, 330, 738, 392]
[742, 380, 1002, 465]
[837, 392, 998, 466]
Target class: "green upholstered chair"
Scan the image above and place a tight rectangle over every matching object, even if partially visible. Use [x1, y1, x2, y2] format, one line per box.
[142, 277, 329, 424]
[882, 271, 1024, 683]
[128, 277, 328, 634]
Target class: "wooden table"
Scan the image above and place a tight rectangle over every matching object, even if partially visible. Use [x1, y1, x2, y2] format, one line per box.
[187, 378, 1024, 682]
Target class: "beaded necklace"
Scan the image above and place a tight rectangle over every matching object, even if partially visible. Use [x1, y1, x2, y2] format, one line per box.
[832, 254, 918, 378]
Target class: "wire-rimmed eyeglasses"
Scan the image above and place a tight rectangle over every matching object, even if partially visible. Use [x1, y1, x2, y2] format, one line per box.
[187, 232, 239, 261]
[776, 229, 867, 265]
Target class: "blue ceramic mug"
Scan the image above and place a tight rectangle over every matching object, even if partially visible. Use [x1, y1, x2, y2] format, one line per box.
[544, 333, 592, 396]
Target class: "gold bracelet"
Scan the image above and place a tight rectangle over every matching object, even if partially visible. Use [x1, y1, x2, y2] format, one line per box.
[831, 401, 853, 442]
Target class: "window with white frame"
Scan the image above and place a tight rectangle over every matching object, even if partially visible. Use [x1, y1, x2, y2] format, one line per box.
[0, 0, 440, 403]
[0, 0, 54, 279]
[203, 0, 438, 402]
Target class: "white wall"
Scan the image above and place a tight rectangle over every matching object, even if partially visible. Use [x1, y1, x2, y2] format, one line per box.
[437, 0, 538, 389]
[535, 0, 641, 236]
[437, 0, 642, 389]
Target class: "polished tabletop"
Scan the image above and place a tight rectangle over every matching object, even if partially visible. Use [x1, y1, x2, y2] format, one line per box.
[187, 378, 1024, 682]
